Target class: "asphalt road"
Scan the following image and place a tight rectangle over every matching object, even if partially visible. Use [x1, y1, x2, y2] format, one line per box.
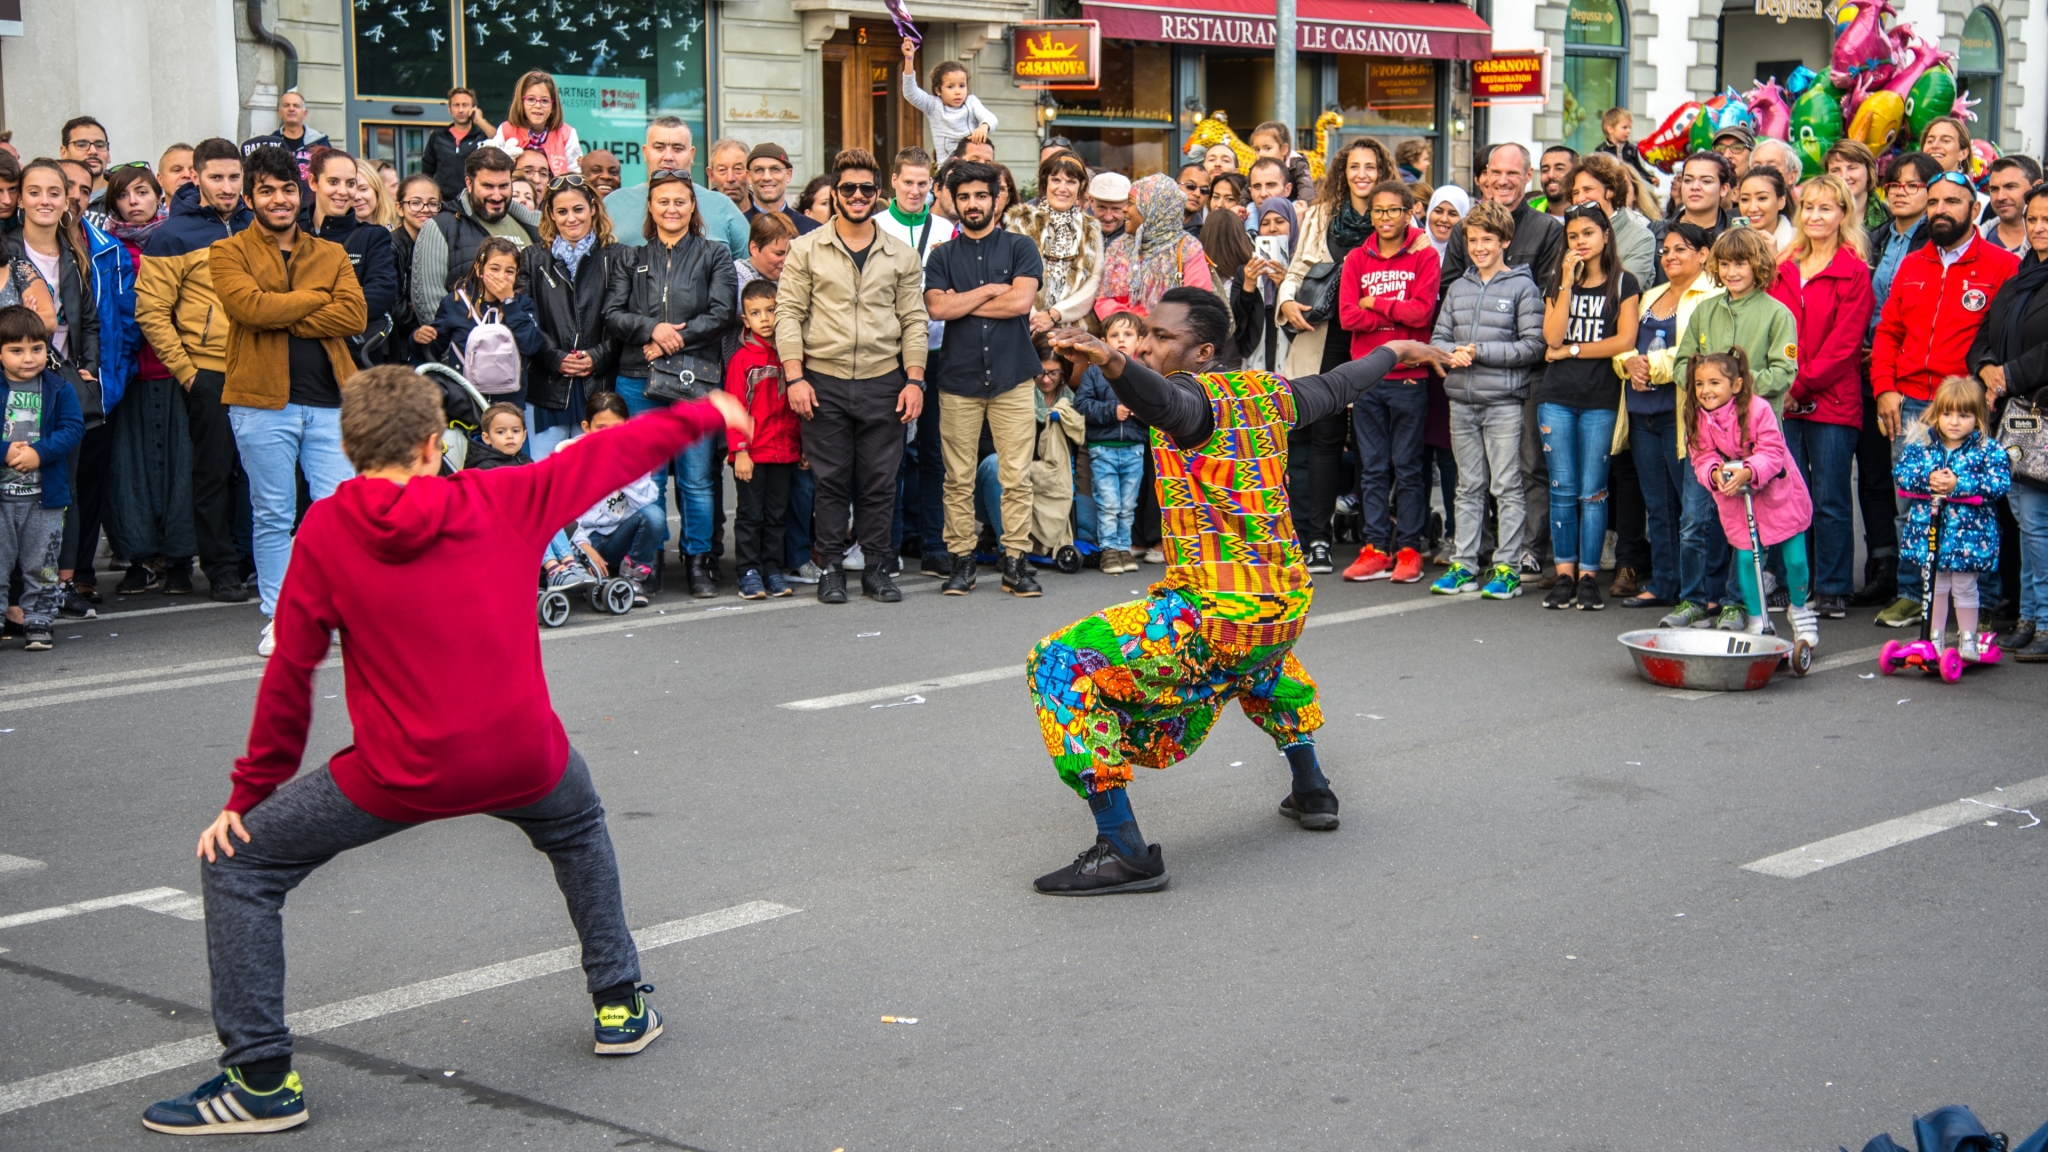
[1, 557, 2043, 1150]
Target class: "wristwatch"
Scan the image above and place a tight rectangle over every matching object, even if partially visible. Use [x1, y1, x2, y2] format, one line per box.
[1570, 345, 1582, 358]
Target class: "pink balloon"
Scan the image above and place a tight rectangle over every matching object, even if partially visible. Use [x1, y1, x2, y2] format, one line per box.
[1831, 0, 1898, 91]
[1879, 26, 1952, 97]
[1747, 77, 1792, 140]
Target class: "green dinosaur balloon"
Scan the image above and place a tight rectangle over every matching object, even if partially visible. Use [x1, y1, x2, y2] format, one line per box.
[1906, 65, 1957, 141]
[1790, 82, 1845, 173]
[1689, 102, 1718, 154]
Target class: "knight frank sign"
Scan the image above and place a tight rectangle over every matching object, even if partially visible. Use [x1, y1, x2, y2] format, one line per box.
[1081, 1, 1492, 60]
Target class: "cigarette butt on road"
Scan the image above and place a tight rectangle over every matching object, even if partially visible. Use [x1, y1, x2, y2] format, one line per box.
[881, 1016, 919, 1025]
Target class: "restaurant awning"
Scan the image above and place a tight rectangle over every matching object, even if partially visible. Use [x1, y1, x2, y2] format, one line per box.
[1078, 0, 1492, 60]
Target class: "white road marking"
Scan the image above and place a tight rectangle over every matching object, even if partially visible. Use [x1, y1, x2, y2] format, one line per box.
[0, 855, 45, 875]
[88, 600, 261, 621]
[0, 887, 188, 930]
[777, 594, 1465, 710]
[0, 899, 799, 1117]
[1742, 773, 2048, 878]
[0, 656, 264, 698]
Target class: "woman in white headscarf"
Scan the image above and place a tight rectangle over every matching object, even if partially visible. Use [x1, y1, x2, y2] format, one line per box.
[1424, 185, 1470, 257]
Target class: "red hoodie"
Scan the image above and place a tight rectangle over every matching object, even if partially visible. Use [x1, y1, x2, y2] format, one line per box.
[1338, 225, 1440, 377]
[724, 332, 802, 464]
[229, 399, 727, 821]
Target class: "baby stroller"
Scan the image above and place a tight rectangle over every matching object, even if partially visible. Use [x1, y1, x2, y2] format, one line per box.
[538, 565, 635, 627]
[416, 362, 491, 473]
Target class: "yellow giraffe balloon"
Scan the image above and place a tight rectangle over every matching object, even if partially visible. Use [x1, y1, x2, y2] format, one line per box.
[1301, 109, 1344, 181]
[1182, 107, 1256, 173]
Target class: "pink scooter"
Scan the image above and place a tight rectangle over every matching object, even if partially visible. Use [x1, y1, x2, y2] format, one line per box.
[1878, 494, 2003, 681]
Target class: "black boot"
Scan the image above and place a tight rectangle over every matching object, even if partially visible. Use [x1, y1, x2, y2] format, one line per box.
[1001, 554, 1042, 597]
[687, 554, 717, 598]
[921, 550, 952, 578]
[817, 563, 849, 604]
[862, 557, 902, 602]
[941, 553, 976, 595]
[1850, 553, 1896, 606]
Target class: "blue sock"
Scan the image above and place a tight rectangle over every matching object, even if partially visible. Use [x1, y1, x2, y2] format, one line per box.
[1284, 741, 1328, 794]
[1086, 787, 1145, 857]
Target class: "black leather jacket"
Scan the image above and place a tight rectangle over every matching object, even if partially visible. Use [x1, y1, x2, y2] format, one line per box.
[518, 240, 625, 411]
[602, 233, 735, 383]
[5, 234, 99, 376]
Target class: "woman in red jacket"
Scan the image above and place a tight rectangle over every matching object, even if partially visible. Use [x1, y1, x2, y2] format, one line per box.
[1770, 174, 1876, 618]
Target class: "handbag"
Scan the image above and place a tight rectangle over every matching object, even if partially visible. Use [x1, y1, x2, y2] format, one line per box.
[644, 349, 716, 402]
[1299, 260, 1341, 327]
[52, 354, 103, 431]
[1997, 396, 2048, 485]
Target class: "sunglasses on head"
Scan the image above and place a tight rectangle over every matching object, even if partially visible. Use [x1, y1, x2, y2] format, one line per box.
[1929, 171, 1974, 191]
[547, 173, 587, 191]
[648, 168, 691, 184]
[106, 160, 152, 173]
[836, 181, 878, 197]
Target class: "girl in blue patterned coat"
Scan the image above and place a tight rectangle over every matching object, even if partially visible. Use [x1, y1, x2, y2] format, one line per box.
[1894, 377, 2011, 661]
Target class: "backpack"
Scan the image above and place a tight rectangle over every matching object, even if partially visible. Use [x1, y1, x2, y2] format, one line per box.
[454, 290, 522, 395]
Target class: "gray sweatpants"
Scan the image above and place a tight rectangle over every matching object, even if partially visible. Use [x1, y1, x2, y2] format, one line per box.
[201, 748, 640, 1067]
[1449, 399, 1525, 571]
[0, 500, 64, 628]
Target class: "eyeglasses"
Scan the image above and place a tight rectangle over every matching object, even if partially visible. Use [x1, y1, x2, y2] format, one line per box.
[836, 181, 878, 198]
[401, 198, 441, 211]
[1885, 180, 1929, 194]
[68, 138, 110, 153]
[1368, 206, 1408, 218]
[1180, 181, 1209, 193]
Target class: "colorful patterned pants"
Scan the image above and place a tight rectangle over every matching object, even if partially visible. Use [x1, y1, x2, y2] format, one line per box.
[1028, 587, 1324, 797]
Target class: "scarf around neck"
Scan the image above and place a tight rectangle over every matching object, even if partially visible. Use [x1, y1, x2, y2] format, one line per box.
[1326, 199, 1376, 262]
[107, 213, 166, 246]
[1036, 204, 1088, 304]
[552, 233, 597, 277]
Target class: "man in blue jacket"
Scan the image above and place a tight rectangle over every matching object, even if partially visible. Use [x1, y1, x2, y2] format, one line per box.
[0, 303, 86, 652]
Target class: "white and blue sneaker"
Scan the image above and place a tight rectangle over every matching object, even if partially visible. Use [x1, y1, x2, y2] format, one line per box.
[142, 1068, 307, 1134]
[1430, 562, 1478, 595]
[1478, 563, 1523, 600]
[594, 985, 663, 1055]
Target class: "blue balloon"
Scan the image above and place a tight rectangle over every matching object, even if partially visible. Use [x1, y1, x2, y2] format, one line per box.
[1786, 65, 1817, 96]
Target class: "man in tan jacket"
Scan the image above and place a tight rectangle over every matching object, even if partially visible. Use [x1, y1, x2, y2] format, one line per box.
[773, 148, 928, 606]
[213, 144, 365, 656]
[132, 137, 255, 601]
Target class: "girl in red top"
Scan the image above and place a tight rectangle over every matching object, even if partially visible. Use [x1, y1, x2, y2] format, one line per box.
[1771, 173, 1877, 618]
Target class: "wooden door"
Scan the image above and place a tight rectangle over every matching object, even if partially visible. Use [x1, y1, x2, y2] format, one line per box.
[823, 26, 926, 164]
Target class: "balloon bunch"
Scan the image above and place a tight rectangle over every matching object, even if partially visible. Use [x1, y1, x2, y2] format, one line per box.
[1636, 0, 1999, 185]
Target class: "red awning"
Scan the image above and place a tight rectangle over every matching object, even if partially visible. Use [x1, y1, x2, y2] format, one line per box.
[1079, 0, 1491, 60]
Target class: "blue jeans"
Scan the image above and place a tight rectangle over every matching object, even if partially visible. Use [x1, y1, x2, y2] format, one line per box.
[1783, 417, 1858, 597]
[614, 377, 719, 556]
[1629, 411, 1684, 603]
[1353, 379, 1430, 551]
[1536, 403, 1615, 569]
[2008, 483, 2048, 623]
[785, 465, 815, 571]
[1680, 463, 1736, 607]
[1889, 396, 1930, 597]
[1089, 444, 1144, 550]
[587, 508, 661, 575]
[228, 403, 355, 617]
[525, 404, 575, 460]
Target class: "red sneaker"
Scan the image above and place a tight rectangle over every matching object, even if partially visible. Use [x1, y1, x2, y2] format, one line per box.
[1390, 548, 1425, 583]
[1343, 544, 1393, 581]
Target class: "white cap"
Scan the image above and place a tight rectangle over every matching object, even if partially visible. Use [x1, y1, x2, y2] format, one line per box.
[1088, 172, 1131, 203]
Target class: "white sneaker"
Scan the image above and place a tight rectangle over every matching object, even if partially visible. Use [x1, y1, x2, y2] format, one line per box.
[842, 544, 866, 571]
[1143, 548, 1165, 564]
[257, 620, 275, 657]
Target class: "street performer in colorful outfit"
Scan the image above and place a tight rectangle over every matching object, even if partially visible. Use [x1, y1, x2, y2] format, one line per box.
[1032, 287, 1446, 895]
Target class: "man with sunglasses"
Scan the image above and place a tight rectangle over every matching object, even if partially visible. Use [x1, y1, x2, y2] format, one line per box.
[1869, 164, 2019, 629]
[1177, 163, 1209, 237]
[604, 116, 750, 260]
[773, 148, 929, 605]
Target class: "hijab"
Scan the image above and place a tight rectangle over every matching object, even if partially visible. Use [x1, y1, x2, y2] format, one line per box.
[1425, 185, 1470, 256]
[1254, 197, 1299, 306]
[1131, 173, 1195, 313]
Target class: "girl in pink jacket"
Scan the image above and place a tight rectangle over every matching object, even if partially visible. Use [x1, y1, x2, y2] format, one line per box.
[1685, 348, 1818, 647]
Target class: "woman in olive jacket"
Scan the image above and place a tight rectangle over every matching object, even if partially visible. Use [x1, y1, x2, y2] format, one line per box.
[603, 169, 735, 596]
[519, 177, 624, 458]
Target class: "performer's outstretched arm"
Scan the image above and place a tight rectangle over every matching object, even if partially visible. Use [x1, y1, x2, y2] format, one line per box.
[1286, 346, 1400, 427]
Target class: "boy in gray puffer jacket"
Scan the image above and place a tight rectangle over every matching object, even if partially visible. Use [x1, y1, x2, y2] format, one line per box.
[1428, 200, 1546, 600]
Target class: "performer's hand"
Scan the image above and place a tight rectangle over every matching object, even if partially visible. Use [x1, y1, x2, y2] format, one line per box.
[1050, 327, 1120, 374]
[707, 390, 754, 440]
[1383, 340, 1450, 369]
[198, 808, 250, 863]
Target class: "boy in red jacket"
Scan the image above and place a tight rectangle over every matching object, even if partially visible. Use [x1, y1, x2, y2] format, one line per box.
[1337, 179, 1441, 584]
[143, 366, 750, 1135]
[726, 279, 803, 600]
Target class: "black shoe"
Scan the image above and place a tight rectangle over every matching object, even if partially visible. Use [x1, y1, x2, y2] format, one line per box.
[2014, 635, 2048, 663]
[1574, 573, 1605, 610]
[687, 554, 717, 598]
[1305, 539, 1333, 574]
[1813, 593, 1848, 619]
[1766, 584, 1789, 611]
[163, 563, 194, 596]
[208, 575, 254, 603]
[1002, 554, 1042, 597]
[73, 580, 102, 605]
[921, 551, 953, 579]
[817, 564, 848, 604]
[1543, 577, 1577, 609]
[1278, 787, 1341, 831]
[58, 583, 97, 619]
[1849, 554, 1895, 606]
[861, 562, 902, 603]
[116, 559, 163, 595]
[941, 554, 976, 595]
[1033, 837, 1169, 895]
[2001, 618, 2036, 650]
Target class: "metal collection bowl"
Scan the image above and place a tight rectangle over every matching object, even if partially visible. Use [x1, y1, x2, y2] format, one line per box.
[1618, 628, 1792, 691]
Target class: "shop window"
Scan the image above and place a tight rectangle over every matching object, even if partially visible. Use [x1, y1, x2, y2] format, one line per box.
[1957, 6, 2003, 141]
[359, 124, 432, 177]
[1200, 51, 1318, 144]
[1562, 0, 1627, 155]
[1334, 57, 1439, 133]
[350, 0, 456, 100]
[1051, 40, 1175, 180]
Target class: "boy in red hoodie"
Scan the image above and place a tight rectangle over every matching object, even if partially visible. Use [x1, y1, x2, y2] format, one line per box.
[142, 366, 749, 1136]
[1338, 179, 1441, 584]
[726, 279, 803, 600]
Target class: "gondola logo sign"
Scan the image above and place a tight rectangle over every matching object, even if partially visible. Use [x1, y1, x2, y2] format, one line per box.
[1013, 22, 1100, 89]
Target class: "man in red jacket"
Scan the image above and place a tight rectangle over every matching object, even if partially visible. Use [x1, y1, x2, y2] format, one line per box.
[1337, 179, 1441, 585]
[142, 367, 749, 1135]
[1869, 170, 2018, 628]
